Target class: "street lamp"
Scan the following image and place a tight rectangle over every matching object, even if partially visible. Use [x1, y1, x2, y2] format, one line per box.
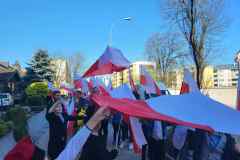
[108, 17, 132, 46]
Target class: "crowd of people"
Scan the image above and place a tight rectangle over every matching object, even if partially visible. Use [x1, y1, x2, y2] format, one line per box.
[44, 85, 240, 160]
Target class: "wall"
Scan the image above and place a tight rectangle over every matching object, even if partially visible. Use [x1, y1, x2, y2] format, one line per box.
[206, 88, 237, 109]
[169, 88, 237, 109]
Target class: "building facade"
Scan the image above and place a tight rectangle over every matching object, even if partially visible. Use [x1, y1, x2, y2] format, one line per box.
[213, 64, 238, 88]
[111, 61, 157, 88]
[51, 59, 71, 87]
[169, 64, 238, 90]
[0, 61, 21, 94]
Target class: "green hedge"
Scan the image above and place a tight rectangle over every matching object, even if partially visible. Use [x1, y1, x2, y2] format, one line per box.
[0, 120, 12, 138]
[25, 82, 49, 106]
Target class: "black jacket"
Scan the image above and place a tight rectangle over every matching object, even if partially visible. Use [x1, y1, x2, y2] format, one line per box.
[46, 111, 82, 159]
[79, 134, 118, 160]
[222, 134, 239, 160]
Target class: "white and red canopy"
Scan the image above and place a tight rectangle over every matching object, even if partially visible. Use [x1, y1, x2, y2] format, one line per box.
[83, 46, 130, 77]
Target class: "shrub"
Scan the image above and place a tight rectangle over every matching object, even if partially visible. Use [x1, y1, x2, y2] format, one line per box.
[25, 82, 49, 106]
[5, 107, 28, 141]
[0, 120, 12, 138]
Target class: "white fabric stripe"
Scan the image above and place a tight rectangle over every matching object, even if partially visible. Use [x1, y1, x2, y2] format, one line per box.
[56, 127, 91, 160]
[141, 67, 157, 94]
[152, 121, 163, 140]
[147, 92, 240, 135]
[183, 69, 199, 93]
[129, 117, 147, 148]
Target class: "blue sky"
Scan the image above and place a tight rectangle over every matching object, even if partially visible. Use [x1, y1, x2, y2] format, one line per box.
[0, 0, 239, 70]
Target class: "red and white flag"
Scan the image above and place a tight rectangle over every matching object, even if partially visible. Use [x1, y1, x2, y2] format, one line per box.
[236, 75, 240, 111]
[180, 69, 199, 94]
[140, 67, 161, 96]
[83, 46, 130, 77]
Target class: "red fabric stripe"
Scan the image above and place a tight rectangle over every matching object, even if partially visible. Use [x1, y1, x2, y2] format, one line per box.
[67, 108, 77, 137]
[88, 80, 94, 91]
[180, 82, 190, 94]
[237, 94, 240, 111]
[154, 82, 161, 96]
[83, 60, 100, 77]
[99, 86, 110, 96]
[129, 122, 142, 154]
[4, 137, 35, 160]
[129, 73, 138, 93]
[74, 79, 82, 89]
[83, 61, 127, 77]
[140, 75, 147, 85]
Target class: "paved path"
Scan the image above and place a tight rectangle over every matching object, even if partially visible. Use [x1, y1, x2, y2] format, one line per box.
[0, 132, 16, 159]
[0, 110, 48, 159]
[27, 110, 49, 151]
[116, 149, 141, 160]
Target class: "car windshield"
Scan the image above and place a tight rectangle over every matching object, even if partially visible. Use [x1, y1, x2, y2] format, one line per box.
[0, 95, 8, 99]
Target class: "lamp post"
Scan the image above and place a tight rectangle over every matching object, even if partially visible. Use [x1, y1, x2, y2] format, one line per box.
[108, 17, 132, 46]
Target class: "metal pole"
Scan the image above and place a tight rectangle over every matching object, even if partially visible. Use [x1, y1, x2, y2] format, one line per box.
[108, 23, 115, 46]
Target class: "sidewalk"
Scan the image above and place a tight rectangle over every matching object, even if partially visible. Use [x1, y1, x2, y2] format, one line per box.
[116, 149, 140, 160]
[0, 132, 16, 159]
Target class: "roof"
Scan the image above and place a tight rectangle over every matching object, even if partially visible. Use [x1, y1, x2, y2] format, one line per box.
[0, 62, 14, 73]
[0, 61, 9, 67]
[214, 64, 238, 70]
[0, 71, 21, 82]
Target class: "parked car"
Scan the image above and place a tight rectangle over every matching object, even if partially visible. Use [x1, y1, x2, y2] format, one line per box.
[0, 93, 14, 109]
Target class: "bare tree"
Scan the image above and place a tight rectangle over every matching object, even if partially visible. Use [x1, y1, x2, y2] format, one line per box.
[145, 32, 187, 86]
[67, 53, 85, 78]
[161, 0, 227, 88]
[51, 52, 84, 85]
